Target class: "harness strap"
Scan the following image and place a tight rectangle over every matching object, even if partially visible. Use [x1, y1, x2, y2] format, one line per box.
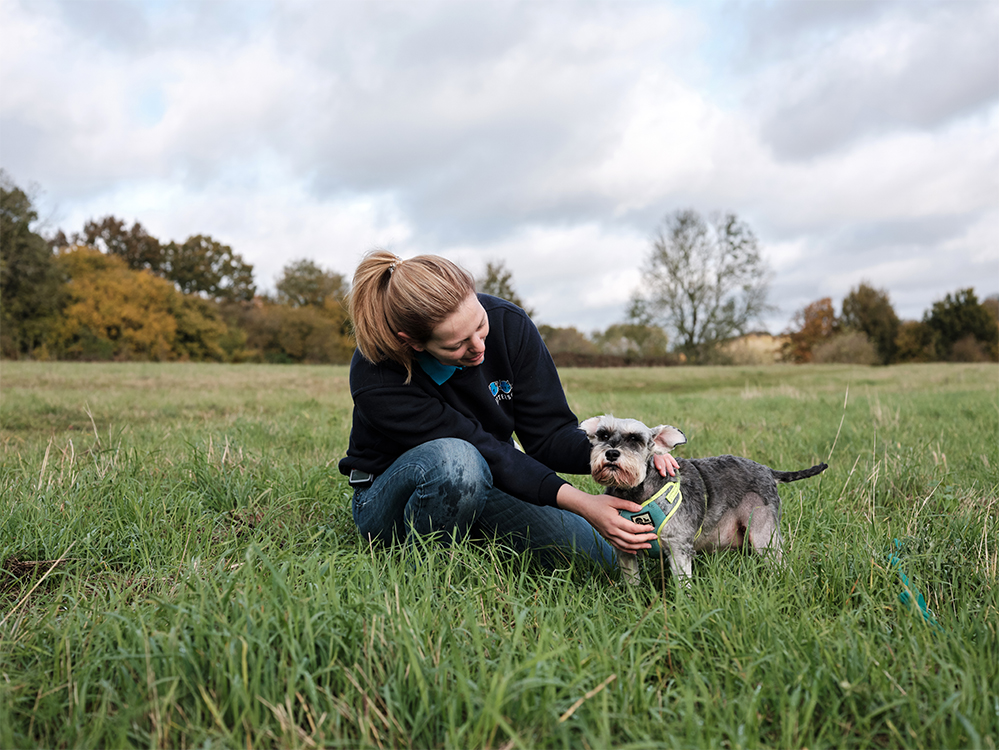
[618, 479, 705, 556]
[619, 481, 682, 555]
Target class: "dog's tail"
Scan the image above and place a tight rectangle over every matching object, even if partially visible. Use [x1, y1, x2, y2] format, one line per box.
[772, 463, 828, 484]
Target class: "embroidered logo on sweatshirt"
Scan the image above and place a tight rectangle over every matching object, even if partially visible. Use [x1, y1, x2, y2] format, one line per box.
[489, 380, 513, 403]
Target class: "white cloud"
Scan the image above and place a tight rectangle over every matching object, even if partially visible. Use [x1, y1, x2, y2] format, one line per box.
[1, 0, 996, 338]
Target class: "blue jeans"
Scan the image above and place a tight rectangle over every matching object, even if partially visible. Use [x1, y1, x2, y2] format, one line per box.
[351, 438, 616, 571]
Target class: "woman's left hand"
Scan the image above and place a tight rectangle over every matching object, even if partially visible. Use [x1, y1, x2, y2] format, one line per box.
[653, 452, 679, 478]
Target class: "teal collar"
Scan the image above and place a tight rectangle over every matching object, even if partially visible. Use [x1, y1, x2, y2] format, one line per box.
[416, 351, 461, 385]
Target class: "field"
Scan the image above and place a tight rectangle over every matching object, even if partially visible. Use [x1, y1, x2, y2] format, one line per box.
[1, 360, 997, 749]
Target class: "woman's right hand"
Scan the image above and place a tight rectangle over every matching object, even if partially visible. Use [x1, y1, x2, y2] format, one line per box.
[556, 484, 657, 554]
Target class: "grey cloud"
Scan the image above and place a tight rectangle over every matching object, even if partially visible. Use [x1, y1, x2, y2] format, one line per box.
[741, 1, 998, 160]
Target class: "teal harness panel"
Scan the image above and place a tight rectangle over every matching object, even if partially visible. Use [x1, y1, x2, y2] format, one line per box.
[618, 481, 682, 556]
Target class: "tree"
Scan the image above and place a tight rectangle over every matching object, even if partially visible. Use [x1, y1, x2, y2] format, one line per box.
[274, 258, 349, 308]
[591, 323, 668, 357]
[51, 246, 229, 361]
[925, 288, 998, 361]
[841, 282, 900, 364]
[0, 170, 64, 357]
[894, 321, 938, 363]
[162, 235, 256, 301]
[537, 325, 598, 355]
[52, 247, 179, 360]
[477, 260, 535, 317]
[630, 209, 772, 361]
[783, 298, 838, 363]
[236, 300, 355, 364]
[75, 215, 164, 273]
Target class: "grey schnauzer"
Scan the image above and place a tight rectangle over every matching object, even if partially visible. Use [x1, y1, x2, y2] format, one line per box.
[580, 415, 827, 585]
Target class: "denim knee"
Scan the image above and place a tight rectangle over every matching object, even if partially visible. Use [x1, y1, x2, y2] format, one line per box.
[418, 438, 494, 492]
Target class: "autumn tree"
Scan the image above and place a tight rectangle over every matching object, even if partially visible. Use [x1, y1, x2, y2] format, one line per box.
[840, 282, 900, 364]
[0, 171, 64, 357]
[630, 209, 772, 361]
[162, 235, 256, 301]
[53, 247, 178, 359]
[52, 246, 226, 361]
[477, 260, 535, 317]
[274, 259, 349, 308]
[783, 297, 838, 363]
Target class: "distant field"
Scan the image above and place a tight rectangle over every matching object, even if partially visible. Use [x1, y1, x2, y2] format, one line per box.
[1, 361, 997, 748]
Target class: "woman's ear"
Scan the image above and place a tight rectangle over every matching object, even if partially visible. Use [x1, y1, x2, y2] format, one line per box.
[397, 332, 424, 352]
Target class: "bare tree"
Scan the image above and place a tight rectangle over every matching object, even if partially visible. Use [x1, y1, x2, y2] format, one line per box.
[629, 209, 772, 361]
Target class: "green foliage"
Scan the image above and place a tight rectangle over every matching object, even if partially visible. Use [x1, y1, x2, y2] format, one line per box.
[894, 320, 938, 363]
[163, 235, 256, 302]
[631, 209, 773, 361]
[477, 259, 535, 317]
[274, 258, 349, 308]
[75, 215, 164, 273]
[0, 171, 64, 358]
[0, 362, 996, 749]
[841, 282, 900, 364]
[925, 288, 998, 361]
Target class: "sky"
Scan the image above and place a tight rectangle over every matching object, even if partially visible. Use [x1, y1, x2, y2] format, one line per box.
[1, 0, 997, 336]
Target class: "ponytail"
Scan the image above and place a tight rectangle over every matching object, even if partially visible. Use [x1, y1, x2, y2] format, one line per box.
[348, 250, 476, 381]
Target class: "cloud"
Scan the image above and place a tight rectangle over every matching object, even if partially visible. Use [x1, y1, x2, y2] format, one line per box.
[1, 0, 996, 337]
[742, 0, 999, 160]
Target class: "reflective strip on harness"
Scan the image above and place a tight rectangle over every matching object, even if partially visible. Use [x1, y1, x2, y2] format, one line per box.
[618, 481, 682, 556]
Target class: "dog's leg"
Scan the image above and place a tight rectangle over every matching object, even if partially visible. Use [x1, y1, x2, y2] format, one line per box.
[618, 550, 641, 585]
[663, 536, 695, 584]
[744, 494, 783, 566]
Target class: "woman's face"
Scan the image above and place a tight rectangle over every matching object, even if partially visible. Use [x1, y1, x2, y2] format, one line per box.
[405, 293, 489, 367]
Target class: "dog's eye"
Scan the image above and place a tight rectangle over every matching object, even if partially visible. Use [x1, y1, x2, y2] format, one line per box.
[596, 430, 610, 442]
[625, 433, 644, 446]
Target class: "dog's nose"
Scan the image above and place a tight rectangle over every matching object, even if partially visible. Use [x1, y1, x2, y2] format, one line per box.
[605, 449, 620, 462]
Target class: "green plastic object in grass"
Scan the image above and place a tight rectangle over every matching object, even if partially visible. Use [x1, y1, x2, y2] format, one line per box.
[889, 538, 944, 633]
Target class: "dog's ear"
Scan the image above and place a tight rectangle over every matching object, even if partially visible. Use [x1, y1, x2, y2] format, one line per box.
[579, 416, 602, 438]
[651, 424, 686, 452]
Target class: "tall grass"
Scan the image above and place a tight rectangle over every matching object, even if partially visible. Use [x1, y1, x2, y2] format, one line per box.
[1, 361, 997, 748]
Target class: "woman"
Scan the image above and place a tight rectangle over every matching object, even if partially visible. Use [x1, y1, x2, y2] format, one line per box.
[339, 250, 675, 571]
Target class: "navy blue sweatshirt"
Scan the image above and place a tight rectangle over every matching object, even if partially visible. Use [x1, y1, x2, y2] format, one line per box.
[339, 294, 591, 506]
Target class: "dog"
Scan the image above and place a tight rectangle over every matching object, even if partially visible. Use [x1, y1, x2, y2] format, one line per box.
[580, 415, 827, 585]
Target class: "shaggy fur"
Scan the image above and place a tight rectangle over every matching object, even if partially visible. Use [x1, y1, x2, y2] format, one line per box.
[580, 415, 827, 585]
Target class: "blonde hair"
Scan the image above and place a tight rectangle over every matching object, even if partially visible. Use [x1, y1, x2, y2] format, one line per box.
[349, 250, 476, 381]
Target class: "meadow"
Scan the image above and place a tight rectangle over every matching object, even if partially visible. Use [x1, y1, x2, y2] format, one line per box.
[0, 360, 997, 749]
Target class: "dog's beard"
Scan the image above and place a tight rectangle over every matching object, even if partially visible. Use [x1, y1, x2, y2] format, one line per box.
[590, 450, 646, 489]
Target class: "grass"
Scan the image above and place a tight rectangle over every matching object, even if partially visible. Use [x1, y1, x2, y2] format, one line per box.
[0, 360, 997, 749]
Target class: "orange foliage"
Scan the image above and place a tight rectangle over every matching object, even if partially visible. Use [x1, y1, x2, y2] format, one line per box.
[783, 298, 838, 363]
[52, 246, 181, 360]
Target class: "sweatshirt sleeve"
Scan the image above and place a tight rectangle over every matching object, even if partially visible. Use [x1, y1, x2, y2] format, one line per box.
[502, 307, 593, 476]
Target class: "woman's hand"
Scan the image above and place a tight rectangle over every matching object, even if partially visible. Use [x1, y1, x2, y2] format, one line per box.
[556, 484, 657, 554]
[653, 452, 679, 477]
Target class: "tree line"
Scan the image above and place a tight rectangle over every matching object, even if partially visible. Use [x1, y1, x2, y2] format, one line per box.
[783, 285, 998, 365]
[1, 172, 353, 363]
[2, 172, 996, 365]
